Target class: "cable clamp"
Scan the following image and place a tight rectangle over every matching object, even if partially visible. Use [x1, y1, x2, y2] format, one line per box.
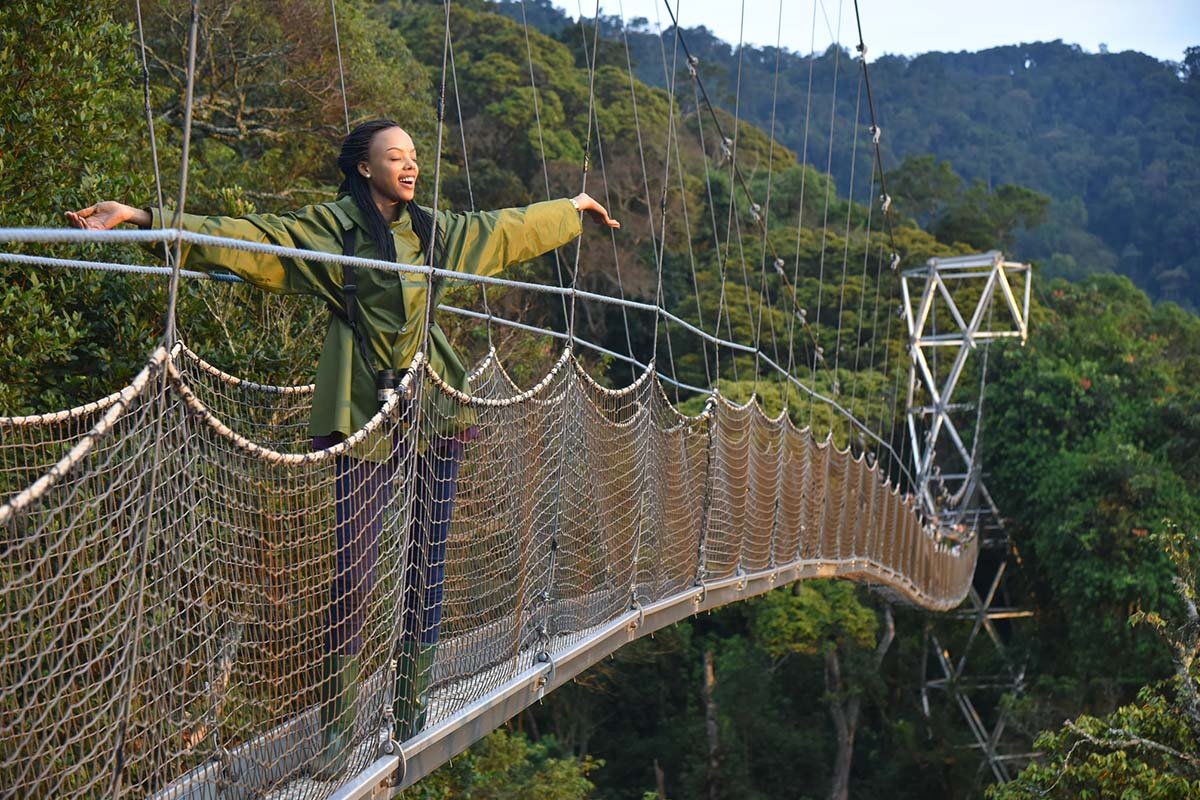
[687, 55, 699, 77]
[535, 650, 555, 691]
[880, 193, 892, 214]
[750, 202, 762, 223]
[773, 258, 787, 276]
[890, 252, 901, 271]
[871, 124, 881, 144]
[629, 594, 646, 631]
[381, 735, 409, 787]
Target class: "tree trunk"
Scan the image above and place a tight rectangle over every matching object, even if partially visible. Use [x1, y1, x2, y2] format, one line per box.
[703, 648, 720, 800]
[825, 647, 854, 800]
[654, 758, 668, 800]
[826, 604, 896, 800]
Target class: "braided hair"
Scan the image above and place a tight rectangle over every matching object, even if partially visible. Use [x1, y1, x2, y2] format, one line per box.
[337, 119, 442, 267]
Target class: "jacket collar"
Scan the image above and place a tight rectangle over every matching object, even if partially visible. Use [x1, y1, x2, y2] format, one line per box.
[330, 194, 412, 231]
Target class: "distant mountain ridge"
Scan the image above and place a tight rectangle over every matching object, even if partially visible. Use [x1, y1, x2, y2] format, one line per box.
[493, 0, 1200, 309]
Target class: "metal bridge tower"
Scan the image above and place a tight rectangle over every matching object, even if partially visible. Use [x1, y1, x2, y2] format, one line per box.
[902, 251, 1037, 784]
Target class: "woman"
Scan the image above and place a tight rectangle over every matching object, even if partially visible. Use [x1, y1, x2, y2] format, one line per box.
[69, 119, 619, 777]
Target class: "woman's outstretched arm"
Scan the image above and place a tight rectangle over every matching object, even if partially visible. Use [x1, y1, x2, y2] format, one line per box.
[65, 200, 341, 298]
[66, 201, 150, 230]
[571, 193, 620, 230]
[437, 192, 619, 280]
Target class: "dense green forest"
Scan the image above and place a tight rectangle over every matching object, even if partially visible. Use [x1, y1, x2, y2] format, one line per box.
[497, 0, 1200, 311]
[1, 0, 1198, 798]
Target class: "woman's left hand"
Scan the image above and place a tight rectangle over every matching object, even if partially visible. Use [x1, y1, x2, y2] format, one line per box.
[572, 193, 620, 229]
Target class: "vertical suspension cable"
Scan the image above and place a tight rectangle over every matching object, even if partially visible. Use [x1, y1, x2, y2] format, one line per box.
[162, 0, 202, 349]
[852, 0, 901, 276]
[580, 0, 637, 381]
[784, 0, 820, 408]
[679, 53, 730, 384]
[721, 1, 753, 390]
[113, 2, 202, 794]
[420, 0, 452, 357]
[809, 0, 845, 431]
[565, 0, 603, 344]
[846, 155, 877, 414]
[446, 29, 491, 352]
[652, 0, 710, 390]
[329, 0, 350, 135]
[732, 206, 761, 395]
[759, 0, 787, 407]
[648, 1, 679, 392]
[670, 114, 711, 389]
[518, 0, 571, 330]
[870, 242, 904, 481]
[850, 0, 908, 485]
[133, 0, 169, 268]
[831, 69, 865, 396]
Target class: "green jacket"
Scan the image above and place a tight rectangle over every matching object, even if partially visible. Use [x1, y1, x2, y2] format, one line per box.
[150, 195, 581, 438]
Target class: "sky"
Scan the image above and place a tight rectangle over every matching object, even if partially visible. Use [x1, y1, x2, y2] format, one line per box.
[546, 0, 1199, 63]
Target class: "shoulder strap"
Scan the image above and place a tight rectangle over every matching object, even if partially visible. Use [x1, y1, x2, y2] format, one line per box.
[325, 227, 377, 372]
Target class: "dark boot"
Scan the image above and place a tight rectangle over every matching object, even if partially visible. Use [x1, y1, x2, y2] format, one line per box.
[311, 653, 360, 780]
[393, 642, 437, 740]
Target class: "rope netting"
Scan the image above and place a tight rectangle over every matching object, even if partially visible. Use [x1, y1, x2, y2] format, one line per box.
[1, 338, 975, 798]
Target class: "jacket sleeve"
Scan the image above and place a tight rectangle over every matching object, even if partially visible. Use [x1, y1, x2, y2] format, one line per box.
[436, 198, 582, 279]
[146, 205, 342, 298]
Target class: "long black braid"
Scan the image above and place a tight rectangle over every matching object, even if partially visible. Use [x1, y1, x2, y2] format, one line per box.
[337, 119, 443, 268]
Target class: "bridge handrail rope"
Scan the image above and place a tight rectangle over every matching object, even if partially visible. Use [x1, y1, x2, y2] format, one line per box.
[0, 0, 1023, 796]
[0, 227, 916, 486]
[0, 235, 912, 491]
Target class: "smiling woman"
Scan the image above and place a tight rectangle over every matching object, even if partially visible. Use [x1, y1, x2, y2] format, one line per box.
[67, 117, 620, 779]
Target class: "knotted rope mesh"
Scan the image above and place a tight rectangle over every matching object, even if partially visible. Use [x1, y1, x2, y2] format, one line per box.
[1, 336, 975, 798]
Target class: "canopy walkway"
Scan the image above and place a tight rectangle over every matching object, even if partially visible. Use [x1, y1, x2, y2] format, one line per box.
[0, 239, 1028, 799]
[2, 330, 977, 798]
[0, 0, 1033, 796]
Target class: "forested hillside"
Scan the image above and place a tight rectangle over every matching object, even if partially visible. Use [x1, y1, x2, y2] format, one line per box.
[1, 1, 1198, 798]
[495, 0, 1200, 309]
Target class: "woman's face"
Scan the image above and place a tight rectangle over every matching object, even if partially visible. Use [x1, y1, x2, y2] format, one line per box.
[359, 126, 419, 206]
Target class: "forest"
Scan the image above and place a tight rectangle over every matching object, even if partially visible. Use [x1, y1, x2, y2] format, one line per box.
[498, 0, 1200, 311]
[1, 0, 1198, 798]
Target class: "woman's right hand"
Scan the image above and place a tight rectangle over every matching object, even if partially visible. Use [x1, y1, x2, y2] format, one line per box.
[65, 201, 150, 230]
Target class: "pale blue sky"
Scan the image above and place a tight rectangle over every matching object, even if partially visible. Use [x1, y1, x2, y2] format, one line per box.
[548, 0, 1198, 63]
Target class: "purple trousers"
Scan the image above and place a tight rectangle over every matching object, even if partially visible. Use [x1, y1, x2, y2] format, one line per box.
[315, 434, 463, 655]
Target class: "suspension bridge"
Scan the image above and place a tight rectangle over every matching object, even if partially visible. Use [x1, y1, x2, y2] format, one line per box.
[1, 0, 1033, 797]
